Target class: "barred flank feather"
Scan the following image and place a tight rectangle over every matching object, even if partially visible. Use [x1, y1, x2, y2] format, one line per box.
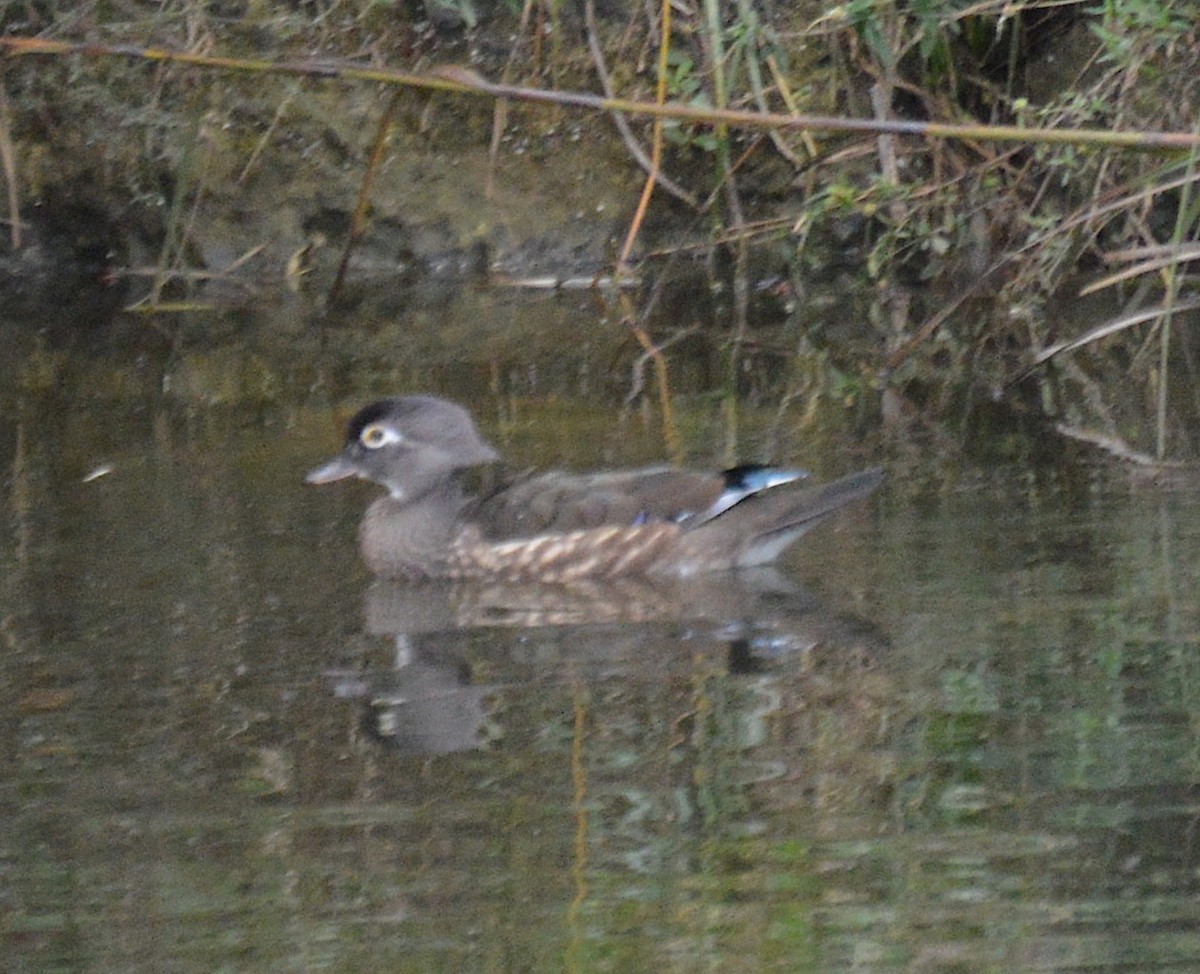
[452, 523, 680, 583]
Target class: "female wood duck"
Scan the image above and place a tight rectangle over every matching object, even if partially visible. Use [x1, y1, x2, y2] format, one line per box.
[306, 396, 883, 582]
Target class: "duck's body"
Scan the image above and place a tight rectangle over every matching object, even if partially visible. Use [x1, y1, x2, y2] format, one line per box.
[307, 396, 882, 582]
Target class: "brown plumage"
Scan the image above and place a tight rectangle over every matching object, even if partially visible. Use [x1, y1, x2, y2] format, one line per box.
[306, 396, 883, 581]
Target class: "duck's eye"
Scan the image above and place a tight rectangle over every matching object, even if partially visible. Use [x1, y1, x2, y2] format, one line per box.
[360, 423, 402, 449]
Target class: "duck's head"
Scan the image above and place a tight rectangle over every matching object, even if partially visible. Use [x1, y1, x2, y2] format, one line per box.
[306, 396, 499, 501]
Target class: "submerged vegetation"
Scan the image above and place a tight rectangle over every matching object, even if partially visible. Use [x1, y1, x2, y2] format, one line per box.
[1, 0, 1199, 462]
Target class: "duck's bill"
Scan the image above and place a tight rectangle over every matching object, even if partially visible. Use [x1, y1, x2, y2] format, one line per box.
[305, 455, 359, 484]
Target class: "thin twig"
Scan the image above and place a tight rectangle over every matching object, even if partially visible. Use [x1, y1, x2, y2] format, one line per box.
[5, 38, 1198, 149]
[0, 78, 20, 250]
[583, 0, 697, 208]
[1055, 424, 1187, 467]
[238, 87, 295, 185]
[329, 88, 401, 306]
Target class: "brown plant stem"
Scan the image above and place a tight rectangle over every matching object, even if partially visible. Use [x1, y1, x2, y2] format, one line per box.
[4, 38, 1198, 150]
[328, 88, 401, 306]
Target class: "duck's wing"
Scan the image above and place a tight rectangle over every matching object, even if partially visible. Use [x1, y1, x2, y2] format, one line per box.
[468, 466, 732, 538]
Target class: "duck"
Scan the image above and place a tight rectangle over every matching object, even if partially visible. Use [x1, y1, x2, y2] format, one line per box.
[306, 395, 883, 582]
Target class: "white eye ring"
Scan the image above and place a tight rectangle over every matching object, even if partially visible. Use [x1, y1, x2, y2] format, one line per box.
[359, 423, 404, 450]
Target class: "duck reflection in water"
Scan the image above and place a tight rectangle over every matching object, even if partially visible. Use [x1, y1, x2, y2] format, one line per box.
[324, 570, 888, 756]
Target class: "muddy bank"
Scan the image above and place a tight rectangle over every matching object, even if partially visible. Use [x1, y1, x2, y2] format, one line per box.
[4, 2, 1199, 464]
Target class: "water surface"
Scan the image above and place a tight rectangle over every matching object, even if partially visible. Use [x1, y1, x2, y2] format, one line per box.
[4, 301, 1200, 974]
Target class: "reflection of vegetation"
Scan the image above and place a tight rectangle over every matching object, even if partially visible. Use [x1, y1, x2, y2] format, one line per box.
[2, 1, 1199, 457]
